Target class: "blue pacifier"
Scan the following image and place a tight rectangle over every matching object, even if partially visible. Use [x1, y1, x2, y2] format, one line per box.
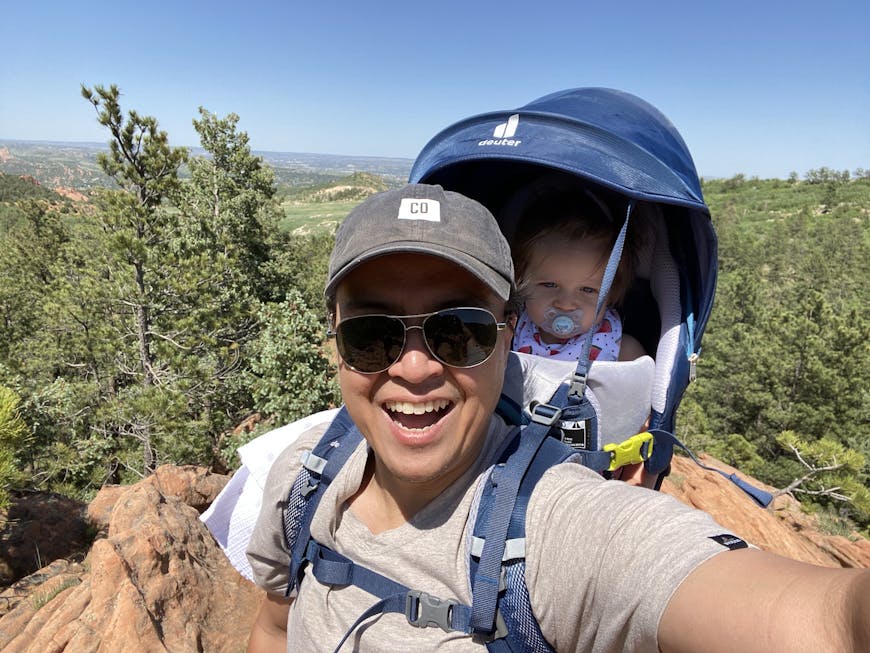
[540, 306, 586, 339]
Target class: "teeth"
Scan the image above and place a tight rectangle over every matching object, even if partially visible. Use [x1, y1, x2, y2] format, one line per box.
[384, 399, 450, 415]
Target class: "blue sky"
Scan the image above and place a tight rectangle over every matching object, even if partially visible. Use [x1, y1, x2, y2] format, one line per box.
[2, 1, 868, 179]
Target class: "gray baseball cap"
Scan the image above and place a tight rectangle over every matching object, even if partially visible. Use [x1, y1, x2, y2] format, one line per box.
[325, 184, 514, 300]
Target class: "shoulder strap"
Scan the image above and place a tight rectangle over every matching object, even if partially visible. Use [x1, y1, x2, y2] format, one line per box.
[570, 200, 633, 401]
[283, 406, 362, 596]
[468, 415, 580, 651]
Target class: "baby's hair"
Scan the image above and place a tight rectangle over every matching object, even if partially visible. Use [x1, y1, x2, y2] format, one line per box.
[511, 188, 638, 307]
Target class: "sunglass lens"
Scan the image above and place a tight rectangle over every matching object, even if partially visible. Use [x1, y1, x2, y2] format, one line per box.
[424, 309, 497, 367]
[337, 315, 405, 373]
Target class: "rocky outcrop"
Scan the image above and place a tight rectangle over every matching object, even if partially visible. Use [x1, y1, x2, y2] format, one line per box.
[661, 454, 870, 568]
[53, 187, 88, 202]
[0, 466, 263, 653]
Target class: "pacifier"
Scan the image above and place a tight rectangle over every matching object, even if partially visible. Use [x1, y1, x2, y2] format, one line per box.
[540, 306, 586, 339]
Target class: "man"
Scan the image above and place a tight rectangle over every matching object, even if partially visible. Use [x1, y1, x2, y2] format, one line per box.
[246, 184, 869, 652]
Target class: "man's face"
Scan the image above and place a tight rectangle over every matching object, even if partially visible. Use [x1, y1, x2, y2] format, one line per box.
[334, 253, 511, 497]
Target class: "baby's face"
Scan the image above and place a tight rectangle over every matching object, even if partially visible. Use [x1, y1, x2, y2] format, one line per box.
[522, 235, 609, 343]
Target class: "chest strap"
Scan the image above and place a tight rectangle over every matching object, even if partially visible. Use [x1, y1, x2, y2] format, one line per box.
[303, 540, 474, 651]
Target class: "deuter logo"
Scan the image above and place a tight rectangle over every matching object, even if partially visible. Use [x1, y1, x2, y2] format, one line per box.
[478, 114, 522, 148]
[493, 114, 519, 138]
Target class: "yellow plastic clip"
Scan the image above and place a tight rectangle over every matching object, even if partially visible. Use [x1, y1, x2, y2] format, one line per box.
[603, 432, 655, 472]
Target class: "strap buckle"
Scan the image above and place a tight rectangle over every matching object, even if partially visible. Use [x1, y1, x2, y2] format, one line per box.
[300, 450, 328, 475]
[405, 591, 459, 632]
[603, 431, 655, 471]
[688, 352, 699, 382]
[568, 370, 588, 399]
[530, 402, 562, 426]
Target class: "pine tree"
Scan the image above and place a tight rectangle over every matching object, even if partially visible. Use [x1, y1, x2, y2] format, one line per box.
[80, 84, 188, 474]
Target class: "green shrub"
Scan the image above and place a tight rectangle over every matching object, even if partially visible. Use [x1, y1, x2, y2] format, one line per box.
[0, 386, 31, 508]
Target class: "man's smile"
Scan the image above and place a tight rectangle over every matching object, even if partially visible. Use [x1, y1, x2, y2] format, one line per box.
[383, 399, 452, 431]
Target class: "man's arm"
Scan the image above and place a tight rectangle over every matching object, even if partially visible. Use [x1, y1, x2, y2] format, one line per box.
[659, 547, 870, 653]
[247, 593, 292, 653]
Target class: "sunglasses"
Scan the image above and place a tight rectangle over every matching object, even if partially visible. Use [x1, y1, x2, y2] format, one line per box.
[328, 307, 507, 374]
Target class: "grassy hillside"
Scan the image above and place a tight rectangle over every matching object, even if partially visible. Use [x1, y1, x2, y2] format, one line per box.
[0, 172, 72, 230]
[702, 172, 869, 226]
[278, 172, 393, 233]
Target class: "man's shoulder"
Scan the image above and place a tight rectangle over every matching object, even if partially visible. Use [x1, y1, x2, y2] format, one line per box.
[263, 417, 339, 489]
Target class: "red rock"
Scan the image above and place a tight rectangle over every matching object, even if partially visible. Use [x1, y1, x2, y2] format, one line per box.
[141, 465, 230, 514]
[0, 467, 262, 652]
[85, 485, 126, 538]
[662, 454, 870, 568]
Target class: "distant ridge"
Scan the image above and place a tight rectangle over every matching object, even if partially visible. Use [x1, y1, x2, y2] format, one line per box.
[0, 139, 107, 149]
[255, 149, 413, 178]
[0, 139, 414, 190]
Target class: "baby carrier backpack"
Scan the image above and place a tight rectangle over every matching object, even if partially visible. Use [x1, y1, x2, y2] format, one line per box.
[281, 88, 768, 651]
[410, 87, 771, 500]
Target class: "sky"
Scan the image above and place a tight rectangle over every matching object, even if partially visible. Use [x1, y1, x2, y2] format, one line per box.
[2, 1, 868, 179]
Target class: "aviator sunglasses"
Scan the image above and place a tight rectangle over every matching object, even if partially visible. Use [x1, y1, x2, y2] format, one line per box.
[328, 307, 507, 374]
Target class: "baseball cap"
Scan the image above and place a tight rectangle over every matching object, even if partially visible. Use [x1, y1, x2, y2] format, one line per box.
[325, 184, 514, 300]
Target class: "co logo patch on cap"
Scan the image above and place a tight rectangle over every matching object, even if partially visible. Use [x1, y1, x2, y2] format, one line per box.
[398, 198, 441, 222]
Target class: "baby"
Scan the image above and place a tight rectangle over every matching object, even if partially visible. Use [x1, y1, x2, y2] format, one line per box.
[510, 188, 644, 362]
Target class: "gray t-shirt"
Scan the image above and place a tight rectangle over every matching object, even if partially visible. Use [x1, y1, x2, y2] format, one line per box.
[247, 415, 736, 652]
